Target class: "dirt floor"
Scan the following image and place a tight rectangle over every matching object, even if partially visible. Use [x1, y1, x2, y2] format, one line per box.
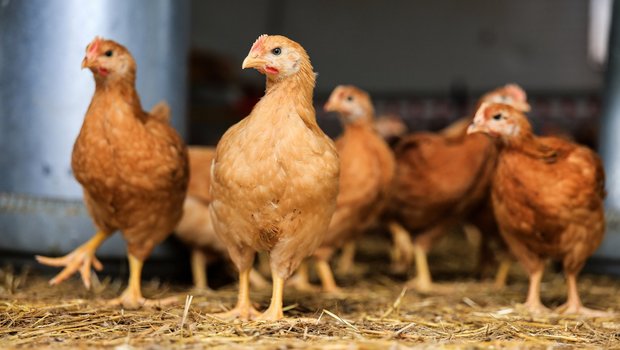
[1, 234, 619, 349]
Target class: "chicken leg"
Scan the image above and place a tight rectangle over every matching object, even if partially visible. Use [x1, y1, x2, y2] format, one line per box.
[191, 249, 209, 290]
[493, 257, 512, 290]
[257, 273, 285, 321]
[555, 272, 612, 317]
[522, 266, 549, 314]
[405, 243, 433, 292]
[336, 242, 356, 276]
[214, 268, 259, 320]
[388, 222, 415, 274]
[107, 254, 177, 309]
[288, 261, 319, 292]
[316, 259, 343, 294]
[36, 230, 108, 289]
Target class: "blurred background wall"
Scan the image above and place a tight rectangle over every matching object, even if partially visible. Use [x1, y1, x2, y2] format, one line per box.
[188, 0, 605, 150]
[192, 0, 602, 94]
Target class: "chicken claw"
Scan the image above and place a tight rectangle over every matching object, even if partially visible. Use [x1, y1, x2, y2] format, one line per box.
[520, 300, 551, 315]
[214, 304, 261, 321]
[106, 293, 178, 310]
[257, 274, 285, 321]
[36, 231, 108, 289]
[555, 303, 614, 317]
[405, 277, 433, 293]
[554, 273, 614, 317]
[213, 269, 260, 321]
[105, 254, 178, 309]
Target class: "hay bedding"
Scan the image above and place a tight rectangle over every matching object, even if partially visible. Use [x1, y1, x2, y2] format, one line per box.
[1, 235, 619, 349]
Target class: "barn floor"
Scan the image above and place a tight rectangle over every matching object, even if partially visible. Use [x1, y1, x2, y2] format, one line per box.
[1, 234, 619, 349]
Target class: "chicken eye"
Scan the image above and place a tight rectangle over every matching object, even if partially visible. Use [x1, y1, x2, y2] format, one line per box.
[104, 50, 113, 57]
[271, 47, 281, 55]
[492, 114, 502, 120]
[347, 96, 354, 101]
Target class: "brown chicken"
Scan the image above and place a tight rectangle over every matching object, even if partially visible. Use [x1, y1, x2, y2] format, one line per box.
[291, 85, 395, 293]
[387, 84, 530, 292]
[467, 103, 608, 316]
[36, 37, 189, 308]
[175, 146, 267, 290]
[209, 34, 340, 320]
[334, 113, 407, 277]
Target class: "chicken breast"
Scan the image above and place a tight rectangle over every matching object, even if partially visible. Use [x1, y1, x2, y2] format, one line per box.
[209, 34, 339, 320]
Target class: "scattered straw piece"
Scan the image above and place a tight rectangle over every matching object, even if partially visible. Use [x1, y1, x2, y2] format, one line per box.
[179, 294, 193, 332]
[317, 309, 359, 333]
[381, 287, 407, 319]
[393, 322, 416, 337]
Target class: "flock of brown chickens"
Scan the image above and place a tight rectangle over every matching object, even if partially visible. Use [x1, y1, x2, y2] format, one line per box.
[35, 35, 611, 321]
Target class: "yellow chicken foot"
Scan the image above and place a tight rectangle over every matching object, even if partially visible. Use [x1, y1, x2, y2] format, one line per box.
[106, 254, 178, 309]
[213, 268, 259, 320]
[316, 259, 343, 294]
[36, 231, 108, 289]
[336, 242, 356, 276]
[257, 273, 285, 321]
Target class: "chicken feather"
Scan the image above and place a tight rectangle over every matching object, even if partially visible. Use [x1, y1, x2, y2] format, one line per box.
[209, 35, 339, 320]
[294, 85, 395, 293]
[468, 102, 608, 316]
[37, 37, 188, 309]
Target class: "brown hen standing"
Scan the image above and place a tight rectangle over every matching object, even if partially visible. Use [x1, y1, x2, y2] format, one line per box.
[36, 37, 189, 309]
[333, 113, 407, 278]
[175, 146, 268, 290]
[209, 35, 340, 320]
[468, 103, 609, 316]
[386, 84, 530, 292]
[292, 85, 395, 293]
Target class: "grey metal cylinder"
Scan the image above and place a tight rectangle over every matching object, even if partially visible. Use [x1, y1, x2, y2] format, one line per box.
[602, 2, 620, 210]
[595, 0, 620, 270]
[0, 0, 190, 258]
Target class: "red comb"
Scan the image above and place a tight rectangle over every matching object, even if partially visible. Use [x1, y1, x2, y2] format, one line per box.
[88, 36, 103, 55]
[504, 84, 527, 102]
[250, 34, 268, 53]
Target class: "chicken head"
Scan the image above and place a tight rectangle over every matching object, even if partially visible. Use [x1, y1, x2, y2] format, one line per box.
[468, 102, 533, 141]
[241, 34, 309, 80]
[324, 85, 375, 124]
[81, 36, 135, 81]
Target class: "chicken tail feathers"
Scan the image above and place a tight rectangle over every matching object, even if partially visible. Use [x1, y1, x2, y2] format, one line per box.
[150, 101, 171, 123]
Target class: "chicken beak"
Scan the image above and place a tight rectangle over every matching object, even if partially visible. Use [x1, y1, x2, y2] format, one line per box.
[467, 122, 483, 135]
[81, 56, 89, 69]
[324, 100, 336, 112]
[242, 55, 267, 70]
